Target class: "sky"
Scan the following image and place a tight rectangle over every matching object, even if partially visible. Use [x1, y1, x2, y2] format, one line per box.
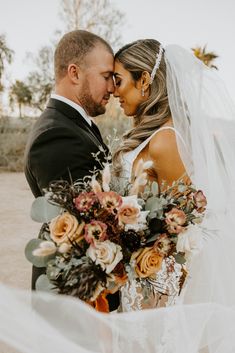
[0, 0, 235, 106]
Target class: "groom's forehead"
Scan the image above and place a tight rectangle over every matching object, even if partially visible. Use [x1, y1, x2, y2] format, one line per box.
[84, 48, 114, 72]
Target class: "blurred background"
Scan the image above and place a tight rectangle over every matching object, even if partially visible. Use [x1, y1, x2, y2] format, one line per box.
[0, 0, 234, 172]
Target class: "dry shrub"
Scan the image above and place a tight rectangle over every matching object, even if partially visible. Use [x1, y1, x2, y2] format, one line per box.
[0, 117, 34, 172]
[0, 100, 131, 172]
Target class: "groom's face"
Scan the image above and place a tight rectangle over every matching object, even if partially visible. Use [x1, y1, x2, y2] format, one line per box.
[78, 45, 114, 117]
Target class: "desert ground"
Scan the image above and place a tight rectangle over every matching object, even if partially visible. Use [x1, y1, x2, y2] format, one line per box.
[0, 172, 41, 353]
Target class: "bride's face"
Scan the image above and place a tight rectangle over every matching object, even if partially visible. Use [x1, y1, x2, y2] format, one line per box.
[113, 60, 145, 116]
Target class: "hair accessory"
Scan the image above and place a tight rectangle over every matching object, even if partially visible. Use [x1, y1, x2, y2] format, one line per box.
[150, 44, 164, 84]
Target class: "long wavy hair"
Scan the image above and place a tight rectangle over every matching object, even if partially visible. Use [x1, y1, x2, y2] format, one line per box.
[113, 39, 171, 176]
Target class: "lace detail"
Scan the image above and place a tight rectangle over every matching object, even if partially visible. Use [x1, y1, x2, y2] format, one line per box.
[120, 257, 184, 312]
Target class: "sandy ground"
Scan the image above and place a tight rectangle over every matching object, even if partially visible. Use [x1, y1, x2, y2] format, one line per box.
[0, 172, 41, 353]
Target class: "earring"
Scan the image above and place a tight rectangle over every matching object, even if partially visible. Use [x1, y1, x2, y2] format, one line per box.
[141, 88, 145, 97]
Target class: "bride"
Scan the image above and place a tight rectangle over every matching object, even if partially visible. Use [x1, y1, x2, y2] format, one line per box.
[1, 39, 235, 353]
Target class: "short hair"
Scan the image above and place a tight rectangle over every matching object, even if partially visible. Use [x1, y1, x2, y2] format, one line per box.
[54, 30, 113, 81]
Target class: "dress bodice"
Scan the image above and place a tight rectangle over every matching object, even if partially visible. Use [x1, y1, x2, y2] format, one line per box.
[122, 126, 186, 181]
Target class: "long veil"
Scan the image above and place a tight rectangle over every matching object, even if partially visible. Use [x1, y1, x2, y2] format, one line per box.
[1, 45, 235, 353]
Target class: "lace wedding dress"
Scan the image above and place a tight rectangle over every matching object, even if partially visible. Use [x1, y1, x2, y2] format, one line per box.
[119, 126, 187, 312]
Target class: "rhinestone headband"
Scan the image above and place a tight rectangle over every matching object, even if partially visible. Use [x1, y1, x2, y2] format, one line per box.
[150, 44, 164, 84]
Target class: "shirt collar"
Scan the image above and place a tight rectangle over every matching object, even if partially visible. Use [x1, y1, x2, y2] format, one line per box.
[51, 93, 92, 126]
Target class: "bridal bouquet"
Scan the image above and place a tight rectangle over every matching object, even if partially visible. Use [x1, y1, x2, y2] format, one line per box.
[25, 161, 207, 312]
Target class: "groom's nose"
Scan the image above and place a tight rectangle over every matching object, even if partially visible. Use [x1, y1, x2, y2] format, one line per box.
[107, 77, 115, 94]
[113, 86, 119, 97]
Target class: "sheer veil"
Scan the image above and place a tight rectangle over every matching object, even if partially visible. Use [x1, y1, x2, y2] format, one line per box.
[1, 45, 235, 353]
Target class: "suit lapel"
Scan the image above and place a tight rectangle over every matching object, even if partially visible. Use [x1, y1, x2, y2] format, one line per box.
[47, 98, 107, 150]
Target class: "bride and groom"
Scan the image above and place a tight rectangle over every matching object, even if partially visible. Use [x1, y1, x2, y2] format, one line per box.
[24, 29, 235, 320]
[24, 30, 189, 311]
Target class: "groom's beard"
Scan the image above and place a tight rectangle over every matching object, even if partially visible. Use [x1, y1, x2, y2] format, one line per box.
[79, 83, 106, 117]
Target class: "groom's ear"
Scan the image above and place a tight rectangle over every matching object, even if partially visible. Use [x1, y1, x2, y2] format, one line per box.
[67, 63, 81, 84]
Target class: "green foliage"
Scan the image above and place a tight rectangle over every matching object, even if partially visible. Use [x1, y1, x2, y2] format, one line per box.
[35, 274, 58, 292]
[26, 46, 54, 112]
[9, 80, 32, 118]
[0, 34, 14, 82]
[30, 196, 62, 223]
[192, 45, 219, 70]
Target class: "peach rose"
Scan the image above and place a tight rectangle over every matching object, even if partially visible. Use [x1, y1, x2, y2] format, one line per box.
[131, 246, 163, 278]
[49, 212, 84, 245]
[118, 195, 141, 225]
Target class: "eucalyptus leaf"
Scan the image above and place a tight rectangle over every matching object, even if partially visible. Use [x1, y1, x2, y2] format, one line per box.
[25, 239, 56, 268]
[174, 253, 186, 265]
[30, 196, 62, 223]
[35, 274, 58, 293]
[151, 181, 159, 196]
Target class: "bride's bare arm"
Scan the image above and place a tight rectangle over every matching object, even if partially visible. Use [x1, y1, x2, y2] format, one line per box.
[148, 129, 190, 188]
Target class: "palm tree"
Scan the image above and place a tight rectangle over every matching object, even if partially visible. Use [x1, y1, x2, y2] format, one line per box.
[9, 80, 32, 118]
[192, 45, 218, 69]
[0, 34, 14, 82]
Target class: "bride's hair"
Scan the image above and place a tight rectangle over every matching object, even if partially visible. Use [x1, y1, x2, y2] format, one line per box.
[113, 39, 171, 176]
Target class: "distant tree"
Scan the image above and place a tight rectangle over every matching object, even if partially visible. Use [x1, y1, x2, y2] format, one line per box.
[26, 46, 54, 112]
[9, 80, 32, 118]
[192, 45, 218, 69]
[58, 0, 125, 50]
[0, 34, 14, 90]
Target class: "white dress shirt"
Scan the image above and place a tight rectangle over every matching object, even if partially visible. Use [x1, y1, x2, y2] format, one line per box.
[50, 93, 92, 126]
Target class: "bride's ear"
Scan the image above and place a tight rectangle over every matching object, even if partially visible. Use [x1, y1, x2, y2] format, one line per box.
[139, 71, 151, 94]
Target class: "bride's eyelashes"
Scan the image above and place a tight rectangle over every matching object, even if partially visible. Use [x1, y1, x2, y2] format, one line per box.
[115, 79, 121, 87]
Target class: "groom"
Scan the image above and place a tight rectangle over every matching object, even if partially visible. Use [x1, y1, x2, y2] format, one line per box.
[24, 30, 119, 310]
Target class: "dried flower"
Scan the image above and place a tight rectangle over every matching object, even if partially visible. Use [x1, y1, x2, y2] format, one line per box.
[97, 191, 122, 214]
[194, 190, 207, 213]
[33, 241, 56, 257]
[153, 234, 172, 256]
[74, 192, 97, 212]
[91, 175, 102, 193]
[102, 164, 111, 192]
[165, 208, 187, 234]
[84, 220, 107, 245]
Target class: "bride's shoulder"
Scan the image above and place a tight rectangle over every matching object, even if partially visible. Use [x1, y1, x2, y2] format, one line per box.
[149, 127, 177, 160]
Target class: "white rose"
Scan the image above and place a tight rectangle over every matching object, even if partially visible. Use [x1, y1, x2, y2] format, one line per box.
[86, 240, 123, 274]
[176, 224, 202, 257]
[125, 211, 149, 231]
[121, 195, 141, 210]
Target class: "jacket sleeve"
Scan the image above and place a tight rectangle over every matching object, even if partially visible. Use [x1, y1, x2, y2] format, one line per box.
[28, 126, 98, 194]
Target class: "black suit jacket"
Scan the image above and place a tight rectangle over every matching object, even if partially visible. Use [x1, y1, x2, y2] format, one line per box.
[24, 98, 108, 197]
[24, 98, 119, 310]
